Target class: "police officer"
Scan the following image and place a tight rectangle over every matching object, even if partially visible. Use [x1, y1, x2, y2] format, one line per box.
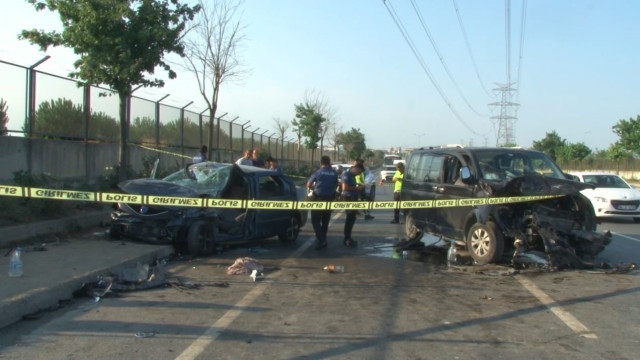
[341, 163, 365, 248]
[354, 159, 374, 220]
[307, 156, 339, 250]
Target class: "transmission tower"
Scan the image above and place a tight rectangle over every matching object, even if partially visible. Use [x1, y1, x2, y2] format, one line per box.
[489, 83, 519, 146]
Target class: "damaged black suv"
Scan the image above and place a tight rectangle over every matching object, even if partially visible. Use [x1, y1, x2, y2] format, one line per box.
[401, 146, 611, 267]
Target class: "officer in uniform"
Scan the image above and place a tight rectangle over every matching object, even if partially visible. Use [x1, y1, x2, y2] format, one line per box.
[354, 159, 374, 220]
[341, 163, 365, 248]
[307, 156, 339, 250]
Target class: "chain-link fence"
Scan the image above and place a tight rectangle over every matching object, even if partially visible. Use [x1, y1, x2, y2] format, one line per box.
[1, 59, 343, 179]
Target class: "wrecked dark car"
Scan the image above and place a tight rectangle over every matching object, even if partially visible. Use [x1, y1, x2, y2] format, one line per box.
[109, 162, 308, 255]
[401, 146, 611, 268]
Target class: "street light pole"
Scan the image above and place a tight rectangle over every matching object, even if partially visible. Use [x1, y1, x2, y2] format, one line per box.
[240, 120, 251, 154]
[414, 132, 426, 148]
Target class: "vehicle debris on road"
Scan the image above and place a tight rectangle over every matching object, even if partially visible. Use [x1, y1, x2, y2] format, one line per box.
[227, 256, 264, 275]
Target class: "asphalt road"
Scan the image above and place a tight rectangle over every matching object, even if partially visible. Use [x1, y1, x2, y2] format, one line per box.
[1, 185, 639, 360]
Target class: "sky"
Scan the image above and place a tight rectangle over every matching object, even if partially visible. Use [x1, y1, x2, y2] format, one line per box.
[1, 0, 639, 152]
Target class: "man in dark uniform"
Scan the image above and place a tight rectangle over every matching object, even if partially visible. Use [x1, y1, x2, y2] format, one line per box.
[307, 156, 339, 250]
[341, 163, 364, 248]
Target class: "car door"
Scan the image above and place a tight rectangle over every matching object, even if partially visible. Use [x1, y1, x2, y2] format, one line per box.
[402, 151, 444, 233]
[436, 154, 476, 239]
[254, 175, 290, 237]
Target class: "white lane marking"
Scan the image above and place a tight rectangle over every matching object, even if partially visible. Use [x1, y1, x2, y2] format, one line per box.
[517, 276, 597, 339]
[610, 231, 640, 244]
[176, 211, 342, 360]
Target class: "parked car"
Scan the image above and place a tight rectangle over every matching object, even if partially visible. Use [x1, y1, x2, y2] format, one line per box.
[570, 172, 640, 222]
[109, 162, 308, 255]
[380, 165, 397, 182]
[401, 146, 611, 267]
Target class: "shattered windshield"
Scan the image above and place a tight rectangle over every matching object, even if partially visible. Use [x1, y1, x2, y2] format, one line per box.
[475, 150, 564, 181]
[162, 163, 233, 196]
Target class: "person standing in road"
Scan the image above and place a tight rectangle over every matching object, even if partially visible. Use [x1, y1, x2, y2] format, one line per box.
[341, 163, 365, 248]
[307, 156, 339, 250]
[390, 162, 404, 224]
[354, 159, 374, 220]
[236, 149, 253, 166]
[252, 149, 265, 168]
[193, 145, 207, 163]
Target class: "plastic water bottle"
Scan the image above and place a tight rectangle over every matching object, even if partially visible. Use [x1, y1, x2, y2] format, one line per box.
[323, 265, 344, 273]
[8, 247, 23, 277]
[447, 241, 458, 268]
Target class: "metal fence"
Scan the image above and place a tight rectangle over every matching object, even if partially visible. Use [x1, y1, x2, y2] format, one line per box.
[0, 58, 341, 173]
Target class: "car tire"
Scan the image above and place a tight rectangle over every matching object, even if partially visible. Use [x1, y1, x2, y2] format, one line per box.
[467, 221, 503, 265]
[404, 211, 424, 242]
[278, 215, 300, 243]
[187, 220, 216, 256]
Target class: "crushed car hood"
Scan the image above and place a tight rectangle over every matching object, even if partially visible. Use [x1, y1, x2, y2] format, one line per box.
[481, 175, 594, 197]
[477, 175, 611, 269]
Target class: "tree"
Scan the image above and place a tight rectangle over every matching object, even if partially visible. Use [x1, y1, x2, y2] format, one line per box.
[291, 118, 303, 169]
[273, 117, 289, 160]
[0, 98, 9, 135]
[607, 142, 631, 173]
[182, 0, 247, 161]
[326, 122, 343, 161]
[337, 128, 366, 160]
[612, 115, 640, 156]
[557, 142, 592, 162]
[294, 102, 325, 165]
[302, 89, 336, 158]
[32, 98, 118, 140]
[531, 131, 566, 161]
[21, 0, 199, 181]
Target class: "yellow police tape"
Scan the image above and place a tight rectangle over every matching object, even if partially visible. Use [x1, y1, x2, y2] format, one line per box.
[0, 184, 562, 210]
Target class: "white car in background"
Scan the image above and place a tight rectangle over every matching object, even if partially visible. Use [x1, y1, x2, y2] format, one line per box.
[380, 165, 396, 181]
[570, 172, 640, 222]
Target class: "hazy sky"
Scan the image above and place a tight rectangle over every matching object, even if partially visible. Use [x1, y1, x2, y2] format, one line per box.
[1, 0, 638, 152]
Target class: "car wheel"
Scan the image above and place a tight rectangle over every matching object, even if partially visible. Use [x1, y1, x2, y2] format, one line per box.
[187, 220, 216, 256]
[466, 221, 504, 265]
[278, 215, 300, 243]
[404, 211, 424, 242]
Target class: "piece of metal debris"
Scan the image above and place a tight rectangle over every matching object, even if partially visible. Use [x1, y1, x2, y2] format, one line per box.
[135, 331, 156, 338]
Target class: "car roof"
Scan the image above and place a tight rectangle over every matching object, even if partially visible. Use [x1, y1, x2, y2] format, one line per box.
[570, 172, 623, 177]
[192, 162, 281, 176]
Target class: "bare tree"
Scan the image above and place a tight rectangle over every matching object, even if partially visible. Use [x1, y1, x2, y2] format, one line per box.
[273, 117, 290, 160]
[302, 89, 336, 158]
[327, 122, 344, 162]
[182, 0, 248, 161]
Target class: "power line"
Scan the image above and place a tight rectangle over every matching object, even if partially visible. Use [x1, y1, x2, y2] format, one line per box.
[381, 0, 485, 137]
[451, 0, 494, 98]
[409, 0, 489, 117]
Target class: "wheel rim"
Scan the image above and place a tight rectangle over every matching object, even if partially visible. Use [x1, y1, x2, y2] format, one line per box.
[190, 221, 213, 255]
[470, 227, 491, 257]
[404, 213, 422, 241]
[282, 216, 299, 241]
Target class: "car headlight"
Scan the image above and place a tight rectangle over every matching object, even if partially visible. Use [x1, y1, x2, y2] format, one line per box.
[594, 196, 607, 203]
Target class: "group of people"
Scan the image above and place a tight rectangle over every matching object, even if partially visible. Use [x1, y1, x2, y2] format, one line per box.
[235, 148, 283, 173]
[306, 156, 394, 250]
[193, 146, 283, 174]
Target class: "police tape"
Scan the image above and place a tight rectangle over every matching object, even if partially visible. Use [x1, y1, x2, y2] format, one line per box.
[0, 185, 562, 210]
[133, 144, 193, 159]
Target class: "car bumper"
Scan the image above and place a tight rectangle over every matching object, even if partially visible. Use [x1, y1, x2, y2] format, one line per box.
[593, 204, 640, 218]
